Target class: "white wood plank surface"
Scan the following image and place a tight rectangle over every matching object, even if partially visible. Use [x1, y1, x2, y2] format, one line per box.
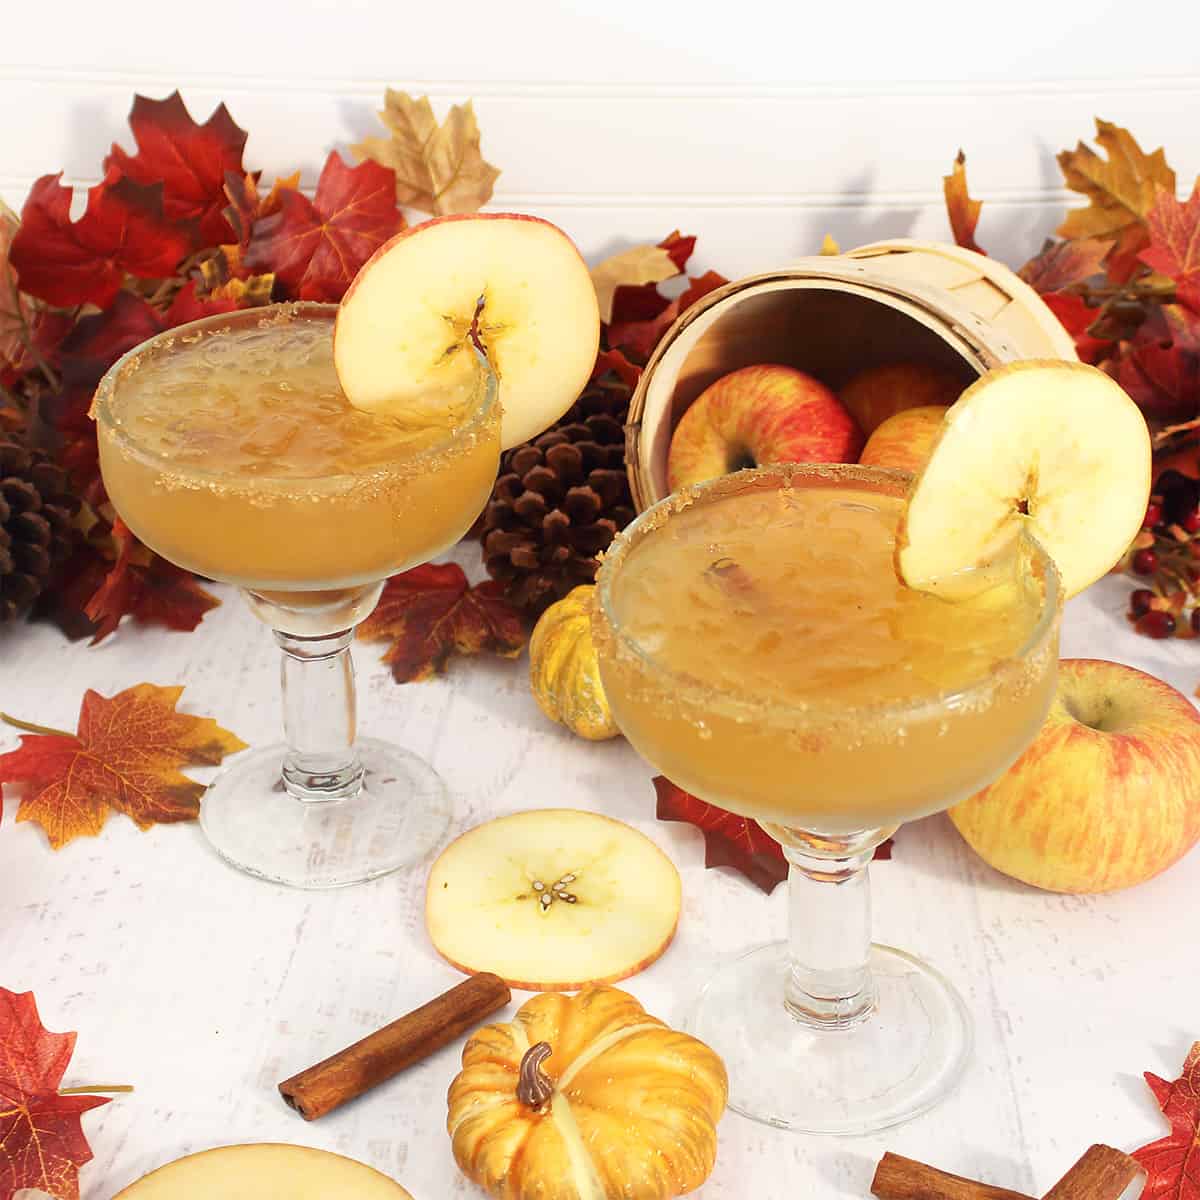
[0, 553, 1195, 1199]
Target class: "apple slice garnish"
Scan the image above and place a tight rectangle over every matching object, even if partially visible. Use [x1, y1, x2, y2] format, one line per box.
[114, 1144, 414, 1198]
[425, 809, 681, 991]
[897, 359, 1151, 599]
[334, 213, 600, 450]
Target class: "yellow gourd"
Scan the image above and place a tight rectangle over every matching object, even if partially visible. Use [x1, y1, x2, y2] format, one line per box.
[529, 586, 619, 741]
[447, 985, 727, 1199]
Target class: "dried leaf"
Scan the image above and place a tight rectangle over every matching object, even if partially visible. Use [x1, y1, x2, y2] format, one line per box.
[0, 988, 110, 1200]
[0, 683, 246, 847]
[82, 518, 219, 643]
[104, 91, 248, 248]
[220, 169, 300, 249]
[1039, 291, 1113, 365]
[1118, 305, 1200, 422]
[358, 562, 527, 683]
[1132, 1040, 1200, 1199]
[820, 233, 840, 255]
[1057, 120, 1175, 281]
[608, 268, 729, 360]
[1142, 182, 1200, 313]
[243, 151, 404, 302]
[654, 776, 788, 893]
[353, 91, 500, 216]
[1018, 237, 1113, 292]
[943, 150, 985, 255]
[0, 198, 36, 372]
[590, 244, 679, 324]
[9, 171, 192, 308]
[591, 347, 643, 388]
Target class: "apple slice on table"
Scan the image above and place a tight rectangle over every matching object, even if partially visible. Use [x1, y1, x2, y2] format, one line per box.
[666, 363, 863, 491]
[335, 214, 600, 449]
[426, 809, 681, 991]
[897, 360, 1151, 599]
[115, 1144, 414, 1198]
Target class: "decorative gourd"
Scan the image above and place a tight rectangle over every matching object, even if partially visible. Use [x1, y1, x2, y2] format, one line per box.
[447, 985, 727, 1199]
[529, 586, 620, 741]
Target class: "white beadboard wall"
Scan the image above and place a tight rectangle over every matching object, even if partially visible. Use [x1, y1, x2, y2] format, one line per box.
[4, 0, 1200, 279]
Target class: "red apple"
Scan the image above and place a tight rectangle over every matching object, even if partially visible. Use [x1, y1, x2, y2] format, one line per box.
[839, 361, 963, 435]
[334, 213, 600, 450]
[666, 364, 863, 491]
[949, 658, 1200, 893]
[858, 405, 948, 475]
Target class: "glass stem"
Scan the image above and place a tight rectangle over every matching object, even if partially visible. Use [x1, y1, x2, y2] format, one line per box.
[775, 827, 896, 1028]
[275, 628, 364, 802]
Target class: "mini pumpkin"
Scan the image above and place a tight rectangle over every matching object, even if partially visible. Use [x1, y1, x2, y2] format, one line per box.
[529, 585, 620, 741]
[447, 984, 727, 1199]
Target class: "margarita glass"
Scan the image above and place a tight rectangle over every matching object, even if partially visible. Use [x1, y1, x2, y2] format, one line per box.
[592, 463, 1061, 1133]
[93, 303, 500, 888]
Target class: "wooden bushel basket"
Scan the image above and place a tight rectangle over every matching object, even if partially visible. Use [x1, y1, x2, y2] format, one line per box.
[625, 238, 1077, 512]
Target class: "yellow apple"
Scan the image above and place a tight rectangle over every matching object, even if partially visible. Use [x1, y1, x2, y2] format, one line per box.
[949, 658, 1200, 893]
[858, 404, 948, 475]
[839, 361, 963, 435]
[666, 363, 863, 491]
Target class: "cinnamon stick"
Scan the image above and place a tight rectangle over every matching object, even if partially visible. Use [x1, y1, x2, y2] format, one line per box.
[1042, 1145, 1140, 1200]
[278, 972, 510, 1120]
[871, 1153, 1033, 1200]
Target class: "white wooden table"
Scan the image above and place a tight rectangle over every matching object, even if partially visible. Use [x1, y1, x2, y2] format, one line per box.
[2, 546, 1194, 1200]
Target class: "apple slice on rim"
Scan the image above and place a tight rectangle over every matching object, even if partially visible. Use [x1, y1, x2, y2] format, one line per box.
[897, 359, 1151, 600]
[334, 213, 600, 450]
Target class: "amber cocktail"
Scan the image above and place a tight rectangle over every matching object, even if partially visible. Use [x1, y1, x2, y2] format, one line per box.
[94, 304, 500, 888]
[593, 463, 1061, 1133]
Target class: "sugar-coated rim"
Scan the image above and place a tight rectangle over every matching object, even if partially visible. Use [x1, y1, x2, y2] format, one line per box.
[593, 462, 1063, 729]
[91, 301, 499, 485]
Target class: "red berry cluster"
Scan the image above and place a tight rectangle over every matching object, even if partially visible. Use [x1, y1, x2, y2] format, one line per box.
[1126, 469, 1200, 639]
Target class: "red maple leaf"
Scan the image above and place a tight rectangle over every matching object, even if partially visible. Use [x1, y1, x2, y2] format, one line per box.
[1142, 183, 1200, 313]
[1118, 304, 1200, 422]
[608, 269, 729, 360]
[357, 562, 527, 683]
[1040, 291, 1113, 365]
[654, 776, 892, 893]
[163, 279, 243, 326]
[9, 170, 192, 308]
[591, 347, 643, 388]
[654, 776, 789, 893]
[104, 91, 248, 249]
[1132, 1040, 1200, 1199]
[0, 988, 109, 1200]
[659, 230, 697, 273]
[1018, 237, 1113, 292]
[243, 152, 404, 302]
[83, 519, 219, 644]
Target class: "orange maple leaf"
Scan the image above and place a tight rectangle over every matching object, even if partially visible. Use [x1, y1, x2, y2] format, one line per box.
[943, 150, 984, 255]
[1142, 182, 1200, 313]
[0, 684, 246, 848]
[358, 562, 527, 683]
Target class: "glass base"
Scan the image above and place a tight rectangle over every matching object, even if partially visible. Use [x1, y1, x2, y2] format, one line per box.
[684, 940, 971, 1135]
[199, 737, 452, 888]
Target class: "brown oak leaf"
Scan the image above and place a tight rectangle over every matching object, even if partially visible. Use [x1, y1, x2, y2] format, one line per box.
[590, 244, 679, 324]
[1132, 1040, 1200, 1199]
[1142, 182, 1200, 313]
[353, 91, 500, 216]
[943, 150, 984, 255]
[0, 683, 246, 847]
[358, 562, 527, 683]
[0, 988, 110, 1200]
[1057, 119, 1176, 282]
[243, 151, 403, 302]
[104, 91, 248, 248]
[1018, 236, 1113, 292]
[654, 777, 892, 895]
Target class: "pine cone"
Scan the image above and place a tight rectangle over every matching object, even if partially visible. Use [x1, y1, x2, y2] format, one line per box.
[0, 435, 79, 625]
[482, 384, 636, 616]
